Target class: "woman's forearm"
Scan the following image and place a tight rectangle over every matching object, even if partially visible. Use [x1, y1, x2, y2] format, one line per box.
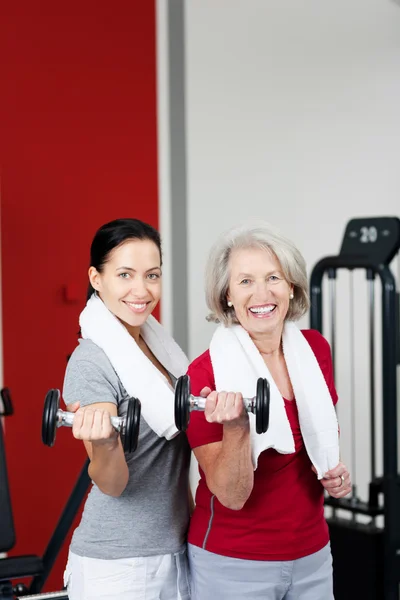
[88, 440, 129, 497]
[206, 426, 253, 510]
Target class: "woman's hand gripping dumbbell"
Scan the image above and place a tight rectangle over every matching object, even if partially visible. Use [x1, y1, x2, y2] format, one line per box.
[42, 389, 141, 453]
[174, 375, 270, 434]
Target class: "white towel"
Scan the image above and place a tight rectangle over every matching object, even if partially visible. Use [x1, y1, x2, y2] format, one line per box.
[209, 321, 339, 479]
[79, 294, 189, 439]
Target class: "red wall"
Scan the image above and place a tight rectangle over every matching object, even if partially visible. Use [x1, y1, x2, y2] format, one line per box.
[0, 1, 159, 592]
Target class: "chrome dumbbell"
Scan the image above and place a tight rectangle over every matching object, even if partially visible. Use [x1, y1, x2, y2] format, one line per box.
[174, 375, 270, 434]
[41, 389, 141, 453]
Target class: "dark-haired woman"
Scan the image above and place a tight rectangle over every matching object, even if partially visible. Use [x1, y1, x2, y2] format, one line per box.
[62, 219, 191, 600]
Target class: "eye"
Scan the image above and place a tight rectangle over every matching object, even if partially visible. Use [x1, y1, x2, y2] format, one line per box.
[269, 275, 280, 282]
[147, 273, 160, 280]
[119, 272, 130, 279]
[240, 278, 251, 285]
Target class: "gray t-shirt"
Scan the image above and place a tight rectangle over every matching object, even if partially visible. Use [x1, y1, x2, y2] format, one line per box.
[63, 339, 191, 560]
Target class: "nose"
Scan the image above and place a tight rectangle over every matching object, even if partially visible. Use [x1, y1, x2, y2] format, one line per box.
[254, 280, 271, 297]
[130, 276, 148, 298]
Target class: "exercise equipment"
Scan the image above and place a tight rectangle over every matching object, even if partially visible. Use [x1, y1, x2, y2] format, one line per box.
[174, 374, 270, 434]
[0, 389, 13, 417]
[310, 216, 400, 600]
[42, 389, 141, 453]
[15, 593, 68, 599]
[1, 446, 91, 599]
[1, 391, 90, 599]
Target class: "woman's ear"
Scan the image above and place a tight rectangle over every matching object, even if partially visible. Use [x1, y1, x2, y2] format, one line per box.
[88, 267, 101, 292]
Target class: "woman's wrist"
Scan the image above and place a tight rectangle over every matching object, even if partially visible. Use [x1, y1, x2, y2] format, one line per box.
[222, 418, 250, 435]
[91, 436, 120, 452]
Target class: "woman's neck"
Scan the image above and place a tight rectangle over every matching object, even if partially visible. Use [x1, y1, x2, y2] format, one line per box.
[118, 318, 141, 343]
[250, 328, 283, 358]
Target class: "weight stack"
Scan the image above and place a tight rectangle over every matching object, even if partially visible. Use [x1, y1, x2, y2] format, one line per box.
[328, 517, 384, 600]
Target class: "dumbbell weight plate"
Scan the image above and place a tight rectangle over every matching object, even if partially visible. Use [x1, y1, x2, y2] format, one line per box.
[42, 389, 60, 447]
[123, 397, 141, 453]
[255, 377, 270, 434]
[175, 375, 190, 432]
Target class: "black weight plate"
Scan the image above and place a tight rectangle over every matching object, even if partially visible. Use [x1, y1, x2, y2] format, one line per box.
[124, 397, 141, 453]
[263, 378, 270, 433]
[174, 375, 190, 432]
[182, 375, 191, 432]
[174, 376, 184, 431]
[42, 389, 60, 447]
[255, 378, 264, 434]
[255, 378, 270, 434]
[0, 388, 13, 416]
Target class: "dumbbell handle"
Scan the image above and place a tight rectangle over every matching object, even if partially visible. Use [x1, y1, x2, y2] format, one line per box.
[56, 409, 124, 433]
[188, 395, 256, 413]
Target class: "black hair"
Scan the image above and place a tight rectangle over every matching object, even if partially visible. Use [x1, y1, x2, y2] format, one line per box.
[87, 218, 162, 301]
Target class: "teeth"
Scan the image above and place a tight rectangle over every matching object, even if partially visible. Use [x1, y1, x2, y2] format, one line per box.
[126, 302, 147, 309]
[249, 306, 275, 314]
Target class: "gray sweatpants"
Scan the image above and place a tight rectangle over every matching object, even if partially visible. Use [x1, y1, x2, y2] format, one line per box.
[188, 542, 334, 600]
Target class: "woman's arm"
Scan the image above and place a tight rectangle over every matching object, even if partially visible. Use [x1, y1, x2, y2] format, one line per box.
[193, 389, 254, 510]
[188, 486, 195, 515]
[69, 402, 129, 497]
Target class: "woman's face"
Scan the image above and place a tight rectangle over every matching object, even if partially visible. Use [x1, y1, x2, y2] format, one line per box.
[89, 239, 162, 329]
[227, 246, 293, 339]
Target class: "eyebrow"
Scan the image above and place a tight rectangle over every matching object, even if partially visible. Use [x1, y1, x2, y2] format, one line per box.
[236, 270, 282, 279]
[116, 266, 161, 273]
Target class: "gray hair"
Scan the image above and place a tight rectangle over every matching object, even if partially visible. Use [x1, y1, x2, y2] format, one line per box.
[205, 221, 310, 325]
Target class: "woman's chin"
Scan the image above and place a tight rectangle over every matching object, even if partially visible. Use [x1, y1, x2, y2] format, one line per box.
[118, 311, 150, 330]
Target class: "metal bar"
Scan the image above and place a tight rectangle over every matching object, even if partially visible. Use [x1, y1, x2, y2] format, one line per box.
[28, 460, 90, 594]
[328, 268, 337, 520]
[0, 418, 15, 552]
[328, 269, 336, 379]
[379, 266, 400, 599]
[349, 273, 358, 514]
[17, 592, 68, 600]
[367, 270, 376, 483]
[324, 496, 384, 517]
[367, 270, 377, 527]
[311, 256, 383, 292]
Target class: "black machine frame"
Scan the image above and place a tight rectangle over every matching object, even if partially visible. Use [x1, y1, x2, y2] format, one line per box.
[310, 216, 400, 600]
[0, 450, 90, 599]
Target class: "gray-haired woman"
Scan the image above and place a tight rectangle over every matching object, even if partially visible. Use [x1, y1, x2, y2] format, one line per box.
[185, 222, 351, 600]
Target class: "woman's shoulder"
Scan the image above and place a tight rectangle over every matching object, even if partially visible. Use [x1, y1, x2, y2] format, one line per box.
[189, 349, 212, 371]
[300, 329, 332, 358]
[64, 339, 122, 402]
[187, 349, 215, 391]
[69, 338, 109, 363]
[67, 339, 117, 380]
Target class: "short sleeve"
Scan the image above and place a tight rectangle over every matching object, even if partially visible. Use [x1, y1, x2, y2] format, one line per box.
[185, 351, 224, 450]
[63, 358, 119, 408]
[302, 330, 338, 406]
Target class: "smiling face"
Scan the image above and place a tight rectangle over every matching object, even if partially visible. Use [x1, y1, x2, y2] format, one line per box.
[89, 238, 162, 331]
[227, 246, 293, 340]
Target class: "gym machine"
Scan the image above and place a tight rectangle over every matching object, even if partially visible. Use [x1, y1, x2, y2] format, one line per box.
[0, 388, 92, 600]
[0, 389, 15, 563]
[0, 453, 90, 599]
[310, 216, 400, 600]
[0, 455, 90, 599]
[1, 389, 14, 418]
